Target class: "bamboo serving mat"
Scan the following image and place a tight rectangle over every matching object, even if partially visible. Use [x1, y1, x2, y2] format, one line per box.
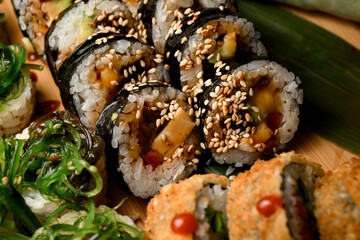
[1, 0, 359, 228]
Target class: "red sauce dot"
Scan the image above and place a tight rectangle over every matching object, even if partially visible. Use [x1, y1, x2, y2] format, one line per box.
[143, 149, 163, 169]
[27, 52, 39, 61]
[30, 71, 38, 82]
[256, 195, 283, 217]
[171, 213, 198, 235]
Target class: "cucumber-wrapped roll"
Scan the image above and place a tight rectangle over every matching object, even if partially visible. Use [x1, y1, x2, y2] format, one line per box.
[13, 111, 106, 222]
[58, 33, 164, 132]
[0, 43, 37, 136]
[31, 199, 143, 239]
[138, 0, 236, 54]
[44, 0, 146, 78]
[96, 82, 202, 198]
[164, 8, 267, 97]
[227, 152, 324, 240]
[12, 0, 74, 57]
[145, 174, 229, 240]
[201, 60, 302, 166]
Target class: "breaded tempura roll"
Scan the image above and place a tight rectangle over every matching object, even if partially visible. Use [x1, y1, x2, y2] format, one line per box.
[227, 151, 324, 240]
[314, 158, 360, 240]
[145, 174, 229, 240]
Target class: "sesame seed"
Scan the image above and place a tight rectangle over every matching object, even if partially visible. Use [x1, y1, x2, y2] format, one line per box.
[161, 134, 167, 142]
[110, 80, 119, 86]
[2, 176, 9, 185]
[174, 50, 180, 57]
[249, 88, 254, 96]
[274, 129, 279, 136]
[148, 68, 156, 74]
[181, 37, 187, 44]
[136, 110, 141, 119]
[200, 142, 206, 149]
[152, 17, 157, 25]
[216, 147, 223, 153]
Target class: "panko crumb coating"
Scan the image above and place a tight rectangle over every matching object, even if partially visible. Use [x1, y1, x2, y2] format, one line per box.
[227, 151, 324, 240]
[314, 158, 360, 240]
[145, 174, 229, 240]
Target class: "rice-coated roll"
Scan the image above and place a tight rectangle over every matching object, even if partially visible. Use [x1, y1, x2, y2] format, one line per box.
[0, 43, 36, 136]
[58, 33, 164, 131]
[45, 0, 146, 76]
[201, 60, 302, 166]
[96, 82, 202, 198]
[165, 9, 267, 96]
[145, 174, 229, 240]
[139, 0, 236, 54]
[13, 0, 74, 57]
[314, 158, 360, 240]
[227, 151, 324, 240]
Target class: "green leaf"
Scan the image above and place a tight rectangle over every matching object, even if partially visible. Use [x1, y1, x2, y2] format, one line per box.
[237, 0, 360, 155]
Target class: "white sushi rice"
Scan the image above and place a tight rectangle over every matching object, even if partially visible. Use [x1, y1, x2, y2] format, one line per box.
[21, 189, 61, 224]
[179, 15, 267, 97]
[194, 184, 228, 240]
[48, 0, 137, 68]
[69, 40, 157, 131]
[111, 86, 200, 198]
[0, 77, 35, 136]
[152, 0, 226, 54]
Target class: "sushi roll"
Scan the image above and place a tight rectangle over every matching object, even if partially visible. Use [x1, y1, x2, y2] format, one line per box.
[164, 8, 267, 95]
[44, 0, 146, 77]
[201, 60, 303, 166]
[227, 151, 324, 240]
[15, 110, 107, 222]
[12, 0, 74, 57]
[0, 43, 36, 136]
[58, 33, 165, 131]
[145, 174, 229, 240]
[314, 158, 360, 240]
[138, 0, 236, 54]
[96, 82, 202, 198]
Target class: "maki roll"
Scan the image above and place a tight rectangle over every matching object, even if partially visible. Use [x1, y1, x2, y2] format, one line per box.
[0, 43, 37, 136]
[314, 158, 360, 240]
[201, 60, 302, 166]
[96, 82, 202, 198]
[164, 9, 267, 95]
[58, 33, 165, 131]
[45, 0, 146, 77]
[227, 152, 324, 240]
[13, 0, 74, 57]
[145, 174, 229, 240]
[139, 0, 236, 54]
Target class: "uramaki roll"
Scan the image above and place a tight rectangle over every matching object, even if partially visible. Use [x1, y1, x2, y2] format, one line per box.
[201, 60, 302, 166]
[227, 151, 324, 240]
[96, 82, 202, 198]
[145, 174, 229, 240]
[45, 0, 146, 77]
[314, 158, 360, 240]
[164, 9, 267, 96]
[57, 33, 163, 131]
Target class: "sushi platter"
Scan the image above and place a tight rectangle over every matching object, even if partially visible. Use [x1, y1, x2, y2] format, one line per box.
[0, 0, 359, 237]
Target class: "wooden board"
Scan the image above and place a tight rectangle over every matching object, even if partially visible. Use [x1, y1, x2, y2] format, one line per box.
[1, 0, 359, 229]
